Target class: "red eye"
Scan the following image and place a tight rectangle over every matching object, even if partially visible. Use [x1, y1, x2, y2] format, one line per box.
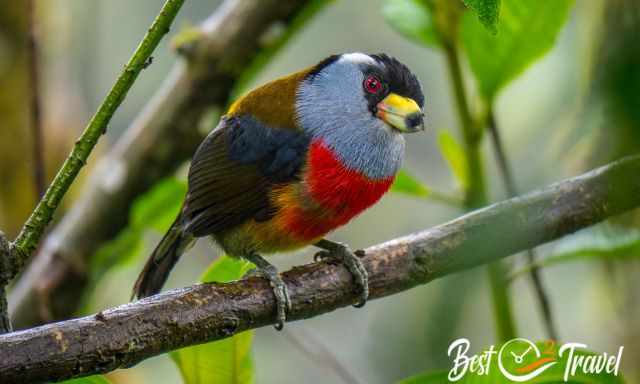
[364, 75, 382, 94]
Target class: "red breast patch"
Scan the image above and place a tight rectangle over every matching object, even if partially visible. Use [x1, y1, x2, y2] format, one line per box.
[276, 139, 395, 242]
[308, 139, 393, 221]
[307, 139, 394, 215]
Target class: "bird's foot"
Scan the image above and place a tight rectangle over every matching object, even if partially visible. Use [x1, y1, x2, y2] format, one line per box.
[243, 260, 291, 331]
[314, 242, 368, 307]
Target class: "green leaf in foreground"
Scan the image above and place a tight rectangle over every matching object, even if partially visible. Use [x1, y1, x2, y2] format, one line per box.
[398, 340, 625, 383]
[171, 255, 255, 384]
[438, 130, 469, 189]
[200, 254, 254, 284]
[391, 169, 431, 198]
[462, 0, 501, 33]
[461, 0, 574, 100]
[60, 376, 112, 384]
[382, 0, 440, 47]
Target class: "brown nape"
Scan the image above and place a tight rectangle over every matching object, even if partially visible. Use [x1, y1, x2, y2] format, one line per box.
[227, 67, 313, 130]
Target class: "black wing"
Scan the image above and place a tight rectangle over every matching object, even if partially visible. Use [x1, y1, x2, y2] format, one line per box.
[182, 115, 310, 237]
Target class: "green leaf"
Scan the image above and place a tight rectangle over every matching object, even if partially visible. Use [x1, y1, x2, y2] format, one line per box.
[200, 254, 255, 284]
[171, 255, 255, 384]
[437, 130, 469, 189]
[382, 0, 440, 47]
[91, 178, 187, 276]
[60, 376, 112, 384]
[461, 0, 574, 100]
[539, 227, 640, 268]
[462, 0, 501, 33]
[391, 169, 431, 198]
[171, 331, 255, 384]
[399, 340, 625, 383]
[130, 177, 187, 233]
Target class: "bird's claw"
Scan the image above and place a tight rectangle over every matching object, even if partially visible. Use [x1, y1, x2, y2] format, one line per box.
[244, 265, 291, 330]
[315, 244, 369, 307]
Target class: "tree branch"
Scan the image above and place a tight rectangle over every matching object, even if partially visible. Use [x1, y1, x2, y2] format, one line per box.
[9, 0, 323, 328]
[1, 156, 639, 383]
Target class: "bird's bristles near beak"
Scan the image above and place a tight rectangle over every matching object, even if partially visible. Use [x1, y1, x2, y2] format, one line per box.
[376, 93, 424, 133]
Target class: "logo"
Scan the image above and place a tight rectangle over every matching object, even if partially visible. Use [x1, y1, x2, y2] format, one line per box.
[447, 338, 623, 382]
[497, 338, 557, 381]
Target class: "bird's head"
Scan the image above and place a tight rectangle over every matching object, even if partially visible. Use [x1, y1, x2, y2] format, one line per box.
[296, 53, 425, 136]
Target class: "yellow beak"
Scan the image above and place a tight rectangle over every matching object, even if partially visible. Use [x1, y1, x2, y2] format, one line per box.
[376, 93, 424, 133]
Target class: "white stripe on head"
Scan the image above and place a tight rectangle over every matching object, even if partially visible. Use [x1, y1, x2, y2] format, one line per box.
[338, 52, 376, 66]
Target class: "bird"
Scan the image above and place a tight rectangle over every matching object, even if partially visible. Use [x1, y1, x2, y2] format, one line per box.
[132, 52, 425, 330]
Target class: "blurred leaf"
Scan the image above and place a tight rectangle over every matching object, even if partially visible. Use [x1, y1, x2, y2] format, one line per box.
[92, 230, 143, 277]
[131, 177, 187, 232]
[200, 254, 254, 284]
[171, 255, 255, 384]
[461, 0, 574, 100]
[398, 340, 625, 383]
[172, 332, 254, 384]
[538, 227, 640, 269]
[391, 169, 431, 198]
[92, 178, 187, 276]
[438, 130, 469, 189]
[462, 0, 501, 33]
[60, 376, 112, 384]
[382, 0, 440, 47]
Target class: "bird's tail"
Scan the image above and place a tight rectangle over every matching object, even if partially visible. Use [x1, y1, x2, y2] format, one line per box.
[132, 216, 193, 300]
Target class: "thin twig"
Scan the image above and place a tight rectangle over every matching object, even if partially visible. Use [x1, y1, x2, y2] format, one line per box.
[283, 327, 361, 384]
[436, 1, 516, 341]
[27, 0, 45, 199]
[1, 155, 639, 383]
[7, 0, 185, 277]
[487, 110, 558, 340]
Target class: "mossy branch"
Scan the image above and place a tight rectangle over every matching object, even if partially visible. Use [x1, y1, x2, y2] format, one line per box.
[0, 156, 639, 383]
